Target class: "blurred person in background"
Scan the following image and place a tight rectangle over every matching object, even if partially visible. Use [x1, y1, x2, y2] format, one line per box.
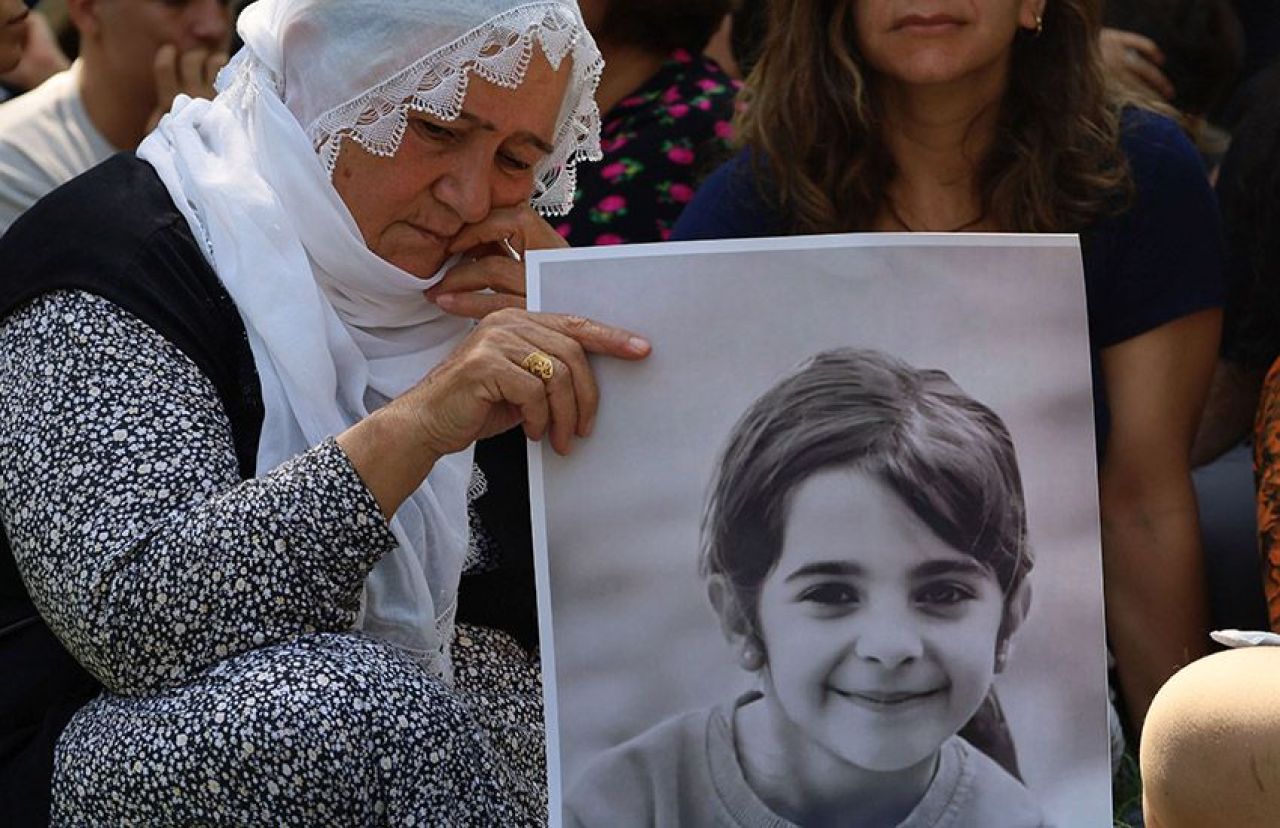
[672, 0, 1224, 750]
[557, 0, 737, 247]
[1098, 0, 1243, 173]
[0, 5, 68, 100]
[0, 0, 36, 72]
[0, 0, 231, 234]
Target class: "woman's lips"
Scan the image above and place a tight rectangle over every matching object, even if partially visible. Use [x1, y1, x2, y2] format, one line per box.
[893, 14, 965, 32]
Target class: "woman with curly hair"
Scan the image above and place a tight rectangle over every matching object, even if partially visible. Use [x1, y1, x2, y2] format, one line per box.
[673, 0, 1224, 743]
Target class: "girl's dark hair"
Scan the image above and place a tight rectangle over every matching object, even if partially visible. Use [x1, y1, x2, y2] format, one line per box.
[701, 348, 1032, 626]
[598, 0, 732, 55]
[735, 0, 1132, 234]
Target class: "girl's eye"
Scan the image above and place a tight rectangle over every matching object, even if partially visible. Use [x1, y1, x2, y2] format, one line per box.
[914, 581, 977, 608]
[798, 582, 859, 607]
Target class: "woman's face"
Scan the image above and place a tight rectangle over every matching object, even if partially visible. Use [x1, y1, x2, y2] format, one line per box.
[752, 468, 1008, 773]
[332, 52, 570, 279]
[853, 0, 1042, 89]
[0, 0, 31, 73]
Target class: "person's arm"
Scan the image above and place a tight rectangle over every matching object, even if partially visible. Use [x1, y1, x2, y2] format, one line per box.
[1190, 358, 1267, 467]
[0, 292, 647, 696]
[0, 292, 399, 696]
[1099, 308, 1220, 734]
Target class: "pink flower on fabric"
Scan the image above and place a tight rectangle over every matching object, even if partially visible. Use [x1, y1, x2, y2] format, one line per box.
[697, 78, 720, 92]
[662, 86, 681, 104]
[596, 234, 624, 245]
[598, 195, 627, 213]
[696, 98, 712, 111]
[660, 227, 673, 241]
[668, 103, 690, 118]
[672, 48, 693, 63]
[667, 146, 695, 165]
[715, 120, 734, 140]
[669, 183, 694, 203]
[601, 162, 627, 181]
[555, 223, 571, 239]
[602, 135, 628, 152]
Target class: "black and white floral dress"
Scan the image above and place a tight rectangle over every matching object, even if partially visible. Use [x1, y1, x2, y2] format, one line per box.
[0, 285, 547, 825]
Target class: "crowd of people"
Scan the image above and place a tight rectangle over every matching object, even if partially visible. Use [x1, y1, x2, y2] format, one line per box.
[0, 0, 1276, 825]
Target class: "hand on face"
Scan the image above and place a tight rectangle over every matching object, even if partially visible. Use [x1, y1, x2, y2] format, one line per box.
[1099, 27, 1175, 102]
[424, 204, 570, 319]
[146, 42, 228, 132]
[384, 308, 650, 459]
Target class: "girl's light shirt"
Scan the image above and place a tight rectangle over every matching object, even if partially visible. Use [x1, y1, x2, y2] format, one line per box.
[566, 692, 1048, 827]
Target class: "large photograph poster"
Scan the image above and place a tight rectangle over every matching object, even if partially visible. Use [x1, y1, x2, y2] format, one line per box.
[527, 235, 1111, 827]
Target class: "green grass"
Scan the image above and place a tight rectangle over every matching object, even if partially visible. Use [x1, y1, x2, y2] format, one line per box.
[1112, 750, 1144, 828]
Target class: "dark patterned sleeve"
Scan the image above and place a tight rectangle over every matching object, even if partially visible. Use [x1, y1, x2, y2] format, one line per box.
[0, 291, 398, 696]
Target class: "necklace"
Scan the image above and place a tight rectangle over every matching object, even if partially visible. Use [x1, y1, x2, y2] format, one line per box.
[885, 199, 985, 233]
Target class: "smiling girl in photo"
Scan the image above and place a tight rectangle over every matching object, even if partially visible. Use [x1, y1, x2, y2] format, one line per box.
[567, 348, 1044, 827]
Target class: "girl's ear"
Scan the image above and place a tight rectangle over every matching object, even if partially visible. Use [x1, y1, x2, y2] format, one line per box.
[707, 575, 765, 671]
[995, 580, 1033, 674]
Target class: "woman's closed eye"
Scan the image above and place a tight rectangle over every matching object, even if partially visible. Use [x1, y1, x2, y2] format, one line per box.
[497, 150, 535, 173]
[412, 119, 458, 143]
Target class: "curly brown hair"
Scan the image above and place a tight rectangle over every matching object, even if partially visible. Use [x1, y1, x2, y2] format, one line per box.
[736, 0, 1132, 234]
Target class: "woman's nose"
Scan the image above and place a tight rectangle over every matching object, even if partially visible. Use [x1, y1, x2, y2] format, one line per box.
[434, 156, 495, 225]
[853, 611, 925, 668]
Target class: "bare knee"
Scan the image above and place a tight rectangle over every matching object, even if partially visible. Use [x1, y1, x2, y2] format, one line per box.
[1141, 648, 1280, 828]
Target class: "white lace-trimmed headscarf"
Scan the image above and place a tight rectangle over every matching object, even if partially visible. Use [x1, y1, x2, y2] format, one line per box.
[136, 0, 603, 679]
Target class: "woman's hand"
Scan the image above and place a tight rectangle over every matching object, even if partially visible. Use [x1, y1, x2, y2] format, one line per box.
[425, 205, 569, 318]
[338, 309, 649, 518]
[1099, 28, 1175, 102]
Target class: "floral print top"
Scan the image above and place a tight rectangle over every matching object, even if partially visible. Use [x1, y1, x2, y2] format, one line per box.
[1255, 355, 1280, 631]
[559, 49, 740, 247]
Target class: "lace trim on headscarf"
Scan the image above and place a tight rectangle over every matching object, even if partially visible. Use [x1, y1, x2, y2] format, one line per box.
[294, 1, 601, 217]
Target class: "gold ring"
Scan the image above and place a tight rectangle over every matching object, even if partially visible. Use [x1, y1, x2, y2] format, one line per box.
[521, 351, 555, 381]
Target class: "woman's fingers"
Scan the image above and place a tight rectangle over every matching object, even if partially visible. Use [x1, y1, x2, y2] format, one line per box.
[448, 205, 569, 258]
[487, 309, 651, 438]
[426, 257, 527, 318]
[434, 290, 524, 318]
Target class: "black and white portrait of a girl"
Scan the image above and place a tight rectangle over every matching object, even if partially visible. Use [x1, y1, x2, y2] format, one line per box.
[527, 235, 1112, 827]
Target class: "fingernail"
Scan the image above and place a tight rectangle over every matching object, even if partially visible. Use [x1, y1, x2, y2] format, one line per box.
[583, 416, 595, 438]
[627, 336, 650, 355]
[434, 292, 455, 308]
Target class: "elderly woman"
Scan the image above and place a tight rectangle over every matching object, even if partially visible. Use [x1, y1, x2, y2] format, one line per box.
[0, 0, 648, 823]
[673, 0, 1223, 749]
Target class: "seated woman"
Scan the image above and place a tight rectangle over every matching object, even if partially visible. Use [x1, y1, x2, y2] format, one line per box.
[672, 0, 1224, 746]
[568, 348, 1044, 827]
[0, 0, 650, 823]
